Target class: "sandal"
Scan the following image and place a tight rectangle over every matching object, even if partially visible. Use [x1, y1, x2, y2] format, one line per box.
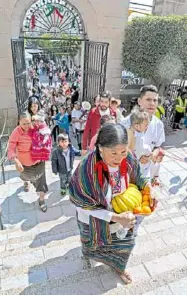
[39, 200, 47, 212]
[116, 270, 132, 285]
[24, 181, 29, 192]
[61, 188, 66, 196]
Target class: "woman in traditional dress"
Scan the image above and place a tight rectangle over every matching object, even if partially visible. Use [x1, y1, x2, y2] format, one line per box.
[69, 123, 155, 284]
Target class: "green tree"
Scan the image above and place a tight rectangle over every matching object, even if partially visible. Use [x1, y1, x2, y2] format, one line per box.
[32, 33, 81, 58]
[123, 15, 187, 90]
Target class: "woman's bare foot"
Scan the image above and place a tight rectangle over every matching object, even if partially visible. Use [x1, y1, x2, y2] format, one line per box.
[117, 270, 132, 284]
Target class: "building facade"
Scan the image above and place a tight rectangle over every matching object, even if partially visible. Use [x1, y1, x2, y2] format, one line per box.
[153, 0, 187, 16]
[0, 0, 129, 128]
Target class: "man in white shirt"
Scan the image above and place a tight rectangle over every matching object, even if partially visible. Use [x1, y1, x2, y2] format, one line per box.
[72, 101, 86, 149]
[120, 85, 165, 183]
[120, 85, 165, 236]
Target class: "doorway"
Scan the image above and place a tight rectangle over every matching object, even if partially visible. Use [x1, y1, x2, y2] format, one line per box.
[11, 0, 109, 113]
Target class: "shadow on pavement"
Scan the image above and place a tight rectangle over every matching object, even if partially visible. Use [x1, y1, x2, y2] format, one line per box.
[19, 250, 121, 295]
[169, 176, 187, 195]
[1, 179, 74, 233]
[29, 217, 79, 249]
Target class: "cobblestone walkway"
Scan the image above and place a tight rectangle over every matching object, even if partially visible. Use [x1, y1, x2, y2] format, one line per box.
[0, 130, 187, 295]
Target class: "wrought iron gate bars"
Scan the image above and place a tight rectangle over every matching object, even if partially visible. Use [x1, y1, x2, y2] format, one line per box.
[83, 41, 109, 103]
[11, 38, 109, 112]
[11, 39, 29, 114]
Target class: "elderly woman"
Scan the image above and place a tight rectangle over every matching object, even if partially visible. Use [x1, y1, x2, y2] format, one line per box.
[8, 112, 48, 212]
[70, 123, 155, 284]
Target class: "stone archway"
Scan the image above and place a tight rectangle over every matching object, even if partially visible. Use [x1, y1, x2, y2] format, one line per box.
[10, 0, 98, 39]
[22, 0, 86, 38]
[0, 0, 129, 128]
[11, 0, 112, 112]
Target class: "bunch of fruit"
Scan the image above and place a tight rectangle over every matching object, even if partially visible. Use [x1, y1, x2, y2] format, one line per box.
[133, 186, 154, 215]
[111, 184, 154, 216]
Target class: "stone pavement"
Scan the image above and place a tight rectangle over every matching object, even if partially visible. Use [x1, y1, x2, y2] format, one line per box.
[1, 130, 187, 294]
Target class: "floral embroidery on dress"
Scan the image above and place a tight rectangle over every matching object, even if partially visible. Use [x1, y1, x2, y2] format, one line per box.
[110, 170, 121, 195]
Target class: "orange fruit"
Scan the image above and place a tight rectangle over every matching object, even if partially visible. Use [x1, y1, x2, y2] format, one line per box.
[133, 206, 142, 214]
[142, 194, 150, 202]
[142, 201, 150, 207]
[141, 206, 152, 214]
[142, 186, 150, 194]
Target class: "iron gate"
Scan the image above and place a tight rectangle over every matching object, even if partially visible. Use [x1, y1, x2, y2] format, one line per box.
[11, 39, 108, 112]
[83, 41, 109, 103]
[11, 39, 29, 114]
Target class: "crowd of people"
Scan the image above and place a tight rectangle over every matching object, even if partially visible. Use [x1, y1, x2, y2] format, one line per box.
[28, 59, 81, 90]
[8, 83, 165, 284]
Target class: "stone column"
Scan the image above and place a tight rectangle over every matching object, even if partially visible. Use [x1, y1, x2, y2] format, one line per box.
[0, 0, 18, 130]
[93, 0, 130, 98]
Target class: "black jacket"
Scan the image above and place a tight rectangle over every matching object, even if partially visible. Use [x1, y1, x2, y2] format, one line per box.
[51, 145, 81, 174]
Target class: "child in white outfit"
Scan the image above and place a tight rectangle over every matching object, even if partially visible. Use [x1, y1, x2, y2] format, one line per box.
[127, 107, 165, 182]
[126, 108, 151, 173]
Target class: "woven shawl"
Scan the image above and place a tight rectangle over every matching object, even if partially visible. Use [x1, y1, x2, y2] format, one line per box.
[69, 151, 148, 249]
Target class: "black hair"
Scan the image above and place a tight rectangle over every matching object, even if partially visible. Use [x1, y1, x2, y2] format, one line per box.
[74, 101, 80, 105]
[100, 115, 114, 127]
[99, 90, 112, 100]
[96, 123, 128, 149]
[60, 104, 66, 110]
[50, 104, 58, 116]
[140, 85, 158, 98]
[72, 85, 77, 91]
[94, 95, 100, 102]
[28, 97, 41, 116]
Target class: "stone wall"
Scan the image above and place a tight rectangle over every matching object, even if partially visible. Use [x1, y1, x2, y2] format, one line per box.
[0, 0, 18, 130]
[153, 0, 187, 16]
[0, 0, 129, 129]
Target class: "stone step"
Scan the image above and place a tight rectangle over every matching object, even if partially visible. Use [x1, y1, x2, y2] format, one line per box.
[1, 254, 187, 295]
[1, 221, 187, 291]
[1, 160, 187, 294]
[0, 197, 186, 250]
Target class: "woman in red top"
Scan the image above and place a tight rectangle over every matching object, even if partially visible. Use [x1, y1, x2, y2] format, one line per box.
[8, 112, 48, 212]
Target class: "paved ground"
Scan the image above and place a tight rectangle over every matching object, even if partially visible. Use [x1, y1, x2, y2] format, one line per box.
[1, 130, 187, 294]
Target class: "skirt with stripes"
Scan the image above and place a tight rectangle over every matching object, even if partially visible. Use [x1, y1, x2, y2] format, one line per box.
[77, 218, 135, 273]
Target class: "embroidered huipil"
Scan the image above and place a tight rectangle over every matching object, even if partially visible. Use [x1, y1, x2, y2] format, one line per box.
[30, 124, 52, 161]
[76, 166, 128, 224]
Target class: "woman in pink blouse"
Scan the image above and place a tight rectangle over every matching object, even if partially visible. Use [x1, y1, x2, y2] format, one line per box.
[8, 112, 48, 212]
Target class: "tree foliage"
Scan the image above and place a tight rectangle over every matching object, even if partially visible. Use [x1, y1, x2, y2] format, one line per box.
[26, 33, 81, 57]
[123, 15, 187, 88]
